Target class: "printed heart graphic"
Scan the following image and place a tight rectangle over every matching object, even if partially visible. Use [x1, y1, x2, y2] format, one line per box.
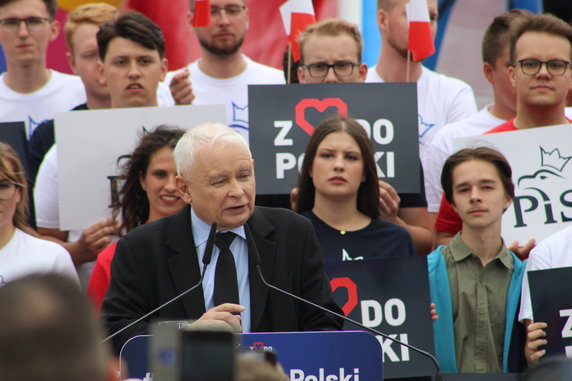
[295, 98, 348, 136]
[330, 277, 358, 316]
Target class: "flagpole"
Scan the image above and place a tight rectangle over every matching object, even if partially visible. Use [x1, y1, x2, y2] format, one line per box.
[406, 50, 411, 82]
[287, 42, 292, 84]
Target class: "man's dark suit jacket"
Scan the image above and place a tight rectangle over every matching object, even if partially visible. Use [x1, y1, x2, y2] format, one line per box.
[102, 205, 343, 352]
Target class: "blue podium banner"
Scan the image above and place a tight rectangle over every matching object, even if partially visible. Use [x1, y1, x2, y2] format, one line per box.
[121, 331, 383, 380]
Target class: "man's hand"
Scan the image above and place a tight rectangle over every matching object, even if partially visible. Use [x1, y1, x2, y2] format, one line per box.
[378, 180, 400, 223]
[508, 239, 536, 259]
[525, 320, 547, 366]
[169, 68, 194, 105]
[196, 303, 245, 332]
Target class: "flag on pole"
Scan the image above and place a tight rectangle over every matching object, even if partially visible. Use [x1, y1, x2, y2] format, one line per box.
[406, 0, 435, 62]
[192, 0, 211, 27]
[280, 0, 316, 61]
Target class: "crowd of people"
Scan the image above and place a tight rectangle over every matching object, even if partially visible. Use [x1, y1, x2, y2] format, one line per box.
[1, 0, 572, 379]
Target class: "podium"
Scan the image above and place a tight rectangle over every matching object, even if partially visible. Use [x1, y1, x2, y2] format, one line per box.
[121, 331, 383, 379]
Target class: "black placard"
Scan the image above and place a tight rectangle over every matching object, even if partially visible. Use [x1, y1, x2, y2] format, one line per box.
[326, 256, 434, 379]
[248, 82, 420, 195]
[529, 266, 572, 358]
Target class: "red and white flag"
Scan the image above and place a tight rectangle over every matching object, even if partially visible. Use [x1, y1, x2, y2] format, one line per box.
[192, 0, 211, 27]
[280, 0, 316, 61]
[406, 0, 435, 62]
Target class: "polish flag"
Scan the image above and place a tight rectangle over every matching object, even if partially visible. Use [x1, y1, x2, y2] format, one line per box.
[280, 0, 316, 61]
[406, 0, 435, 62]
[192, 0, 211, 27]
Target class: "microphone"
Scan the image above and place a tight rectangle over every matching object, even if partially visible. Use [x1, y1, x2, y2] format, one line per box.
[244, 224, 443, 381]
[103, 222, 218, 343]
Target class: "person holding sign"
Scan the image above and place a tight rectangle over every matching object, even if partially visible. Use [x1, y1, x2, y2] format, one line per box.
[87, 126, 186, 312]
[519, 224, 572, 366]
[428, 147, 526, 373]
[296, 18, 432, 255]
[295, 115, 415, 262]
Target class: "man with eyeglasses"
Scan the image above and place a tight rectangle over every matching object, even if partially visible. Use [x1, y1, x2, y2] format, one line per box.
[164, 0, 284, 144]
[434, 13, 572, 251]
[0, 0, 85, 137]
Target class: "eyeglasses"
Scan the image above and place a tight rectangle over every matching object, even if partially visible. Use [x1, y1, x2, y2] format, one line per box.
[210, 5, 246, 18]
[302, 61, 360, 78]
[0, 182, 19, 201]
[517, 58, 571, 77]
[0, 17, 50, 33]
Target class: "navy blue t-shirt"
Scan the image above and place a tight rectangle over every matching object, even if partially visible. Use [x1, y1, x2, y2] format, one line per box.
[302, 211, 416, 262]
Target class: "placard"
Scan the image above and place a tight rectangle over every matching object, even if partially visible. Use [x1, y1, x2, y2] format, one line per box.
[529, 266, 572, 358]
[56, 105, 226, 230]
[326, 256, 435, 379]
[249, 83, 420, 194]
[455, 124, 572, 244]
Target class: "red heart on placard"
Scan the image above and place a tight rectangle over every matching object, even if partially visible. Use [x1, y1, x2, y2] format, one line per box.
[330, 277, 358, 316]
[295, 98, 348, 136]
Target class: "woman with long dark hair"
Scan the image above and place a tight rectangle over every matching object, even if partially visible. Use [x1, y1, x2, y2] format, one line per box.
[296, 115, 415, 261]
[87, 125, 185, 309]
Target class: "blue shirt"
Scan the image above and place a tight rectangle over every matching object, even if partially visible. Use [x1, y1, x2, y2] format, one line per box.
[190, 208, 251, 332]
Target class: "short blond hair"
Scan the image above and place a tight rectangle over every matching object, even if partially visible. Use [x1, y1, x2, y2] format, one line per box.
[64, 2, 119, 55]
[298, 18, 363, 64]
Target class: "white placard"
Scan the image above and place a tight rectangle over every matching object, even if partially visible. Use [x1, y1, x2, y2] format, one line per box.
[55, 105, 226, 230]
[454, 124, 572, 244]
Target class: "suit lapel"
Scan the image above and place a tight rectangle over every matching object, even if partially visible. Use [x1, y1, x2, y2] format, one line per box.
[165, 205, 206, 319]
[247, 208, 276, 330]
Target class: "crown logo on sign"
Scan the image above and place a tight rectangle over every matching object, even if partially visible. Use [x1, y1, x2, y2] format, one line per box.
[540, 147, 572, 172]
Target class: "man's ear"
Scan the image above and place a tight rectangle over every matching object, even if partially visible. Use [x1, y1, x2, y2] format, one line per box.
[483, 62, 494, 85]
[508, 65, 516, 88]
[298, 66, 306, 83]
[377, 9, 388, 32]
[160, 58, 168, 81]
[49, 19, 60, 42]
[96, 61, 108, 86]
[176, 175, 192, 204]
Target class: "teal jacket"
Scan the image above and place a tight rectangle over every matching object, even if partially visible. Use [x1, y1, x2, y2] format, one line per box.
[427, 246, 526, 373]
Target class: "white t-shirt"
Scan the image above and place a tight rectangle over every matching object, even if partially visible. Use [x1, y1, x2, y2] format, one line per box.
[34, 145, 93, 288]
[164, 55, 285, 144]
[519, 225, 572, 322]
[365, 65, 477, 157]
[0, 70, 86, 138]
[0, 228, 79, 285]
[422, 106, 506, 212]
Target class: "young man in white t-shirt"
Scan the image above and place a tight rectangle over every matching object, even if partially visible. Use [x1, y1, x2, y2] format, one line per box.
[423, 10, 531, 219]
[34, 11, 171, 287]
[164, 0, 284, 143]
[366, 0, 477, 155]
[0, 0, 86, 137]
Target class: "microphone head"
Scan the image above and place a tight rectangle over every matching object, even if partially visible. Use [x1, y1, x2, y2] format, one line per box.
[244, 224, 261, 266]
[202, 222, 217, 265]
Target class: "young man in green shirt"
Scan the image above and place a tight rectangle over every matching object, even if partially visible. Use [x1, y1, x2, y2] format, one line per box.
[428, 147, 526, 373]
